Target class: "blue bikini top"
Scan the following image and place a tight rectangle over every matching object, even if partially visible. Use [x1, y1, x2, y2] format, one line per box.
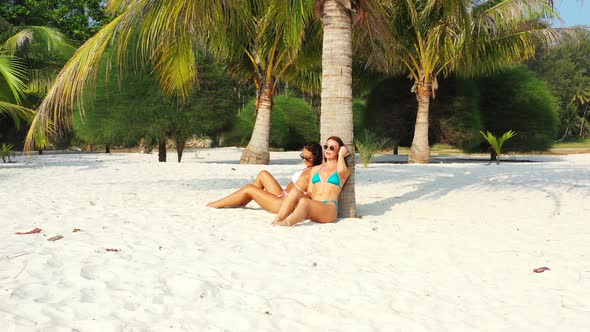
[311, 165, 341, 187]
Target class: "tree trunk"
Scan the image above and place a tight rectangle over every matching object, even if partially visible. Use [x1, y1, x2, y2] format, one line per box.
[105, 144, 110, 154]
[158, 140, 166, 162]
[240, 83, 273, 164]
[175, 138, 185, 163]
[139, 138, 153, 153]
[490, 150, 497, 161]
[321, 0, 356, 218]
[579, 104, 588, 137]
[409, 83, 431, 163]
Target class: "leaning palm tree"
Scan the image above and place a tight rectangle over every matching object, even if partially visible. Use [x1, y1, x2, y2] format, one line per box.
[385, 0, 559, 163]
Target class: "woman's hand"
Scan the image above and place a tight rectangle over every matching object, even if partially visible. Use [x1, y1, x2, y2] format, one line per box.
[339, 146, 350, 158]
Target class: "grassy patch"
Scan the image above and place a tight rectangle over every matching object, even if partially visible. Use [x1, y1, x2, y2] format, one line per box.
[553, 138, 590, 149]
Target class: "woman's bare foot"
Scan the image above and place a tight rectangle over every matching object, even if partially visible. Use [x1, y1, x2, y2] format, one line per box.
[272, 220, 290, 226]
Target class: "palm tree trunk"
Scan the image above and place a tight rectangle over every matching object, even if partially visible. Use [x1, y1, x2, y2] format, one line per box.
[409, 83, 431, 163]
[321, 0, 356, 218]
[240, 83, 273, 164]
[579, 104, 588, 137]
[175, 137, 185, 163]
[158, 140, 166, 162]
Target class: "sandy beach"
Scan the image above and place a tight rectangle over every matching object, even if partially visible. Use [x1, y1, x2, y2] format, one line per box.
[1, 148, 589, 331]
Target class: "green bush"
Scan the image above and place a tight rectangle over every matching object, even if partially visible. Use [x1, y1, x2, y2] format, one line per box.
[223, 95, 319, 150]
[365, 77, 417, 149]
[474, 66, 558, 153]
[353, 98, 368, 138]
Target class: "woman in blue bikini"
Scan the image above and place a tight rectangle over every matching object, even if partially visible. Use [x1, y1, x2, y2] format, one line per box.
[206, 142, 323, 213]
[272, 136, 350, 226]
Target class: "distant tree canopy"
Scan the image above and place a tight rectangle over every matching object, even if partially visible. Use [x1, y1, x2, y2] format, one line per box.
[224, 95, 320, 150]
[528, 28, 590, 109]
[528, 28, 590, 138]
[476, 66, 558, 153]
[362, 66, 558, 154]
[0, 0, 110, 41]
[74, 51, 238, 161]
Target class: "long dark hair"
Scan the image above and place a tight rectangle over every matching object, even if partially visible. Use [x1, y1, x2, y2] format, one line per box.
[303, 142, 323, 166]
[324, 136, 347, 165]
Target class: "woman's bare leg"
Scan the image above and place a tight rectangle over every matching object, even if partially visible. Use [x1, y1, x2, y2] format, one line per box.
[207, 184, 284, 213]
[273, 197, 311, 226]
[273, 199, 337, 226]
[253, 170, 283, 195]
[207, 171, 282, 208]
[273, 190, 304, 223]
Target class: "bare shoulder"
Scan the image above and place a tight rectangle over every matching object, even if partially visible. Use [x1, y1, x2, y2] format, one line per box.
[309, 165, 321, 173]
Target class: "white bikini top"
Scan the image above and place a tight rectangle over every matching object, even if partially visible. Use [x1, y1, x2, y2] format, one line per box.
[291, 167, 310, 192]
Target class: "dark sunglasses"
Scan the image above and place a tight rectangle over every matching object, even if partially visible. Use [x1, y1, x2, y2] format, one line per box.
[300, 153, 314, 161]
[323, 145, 337, 151]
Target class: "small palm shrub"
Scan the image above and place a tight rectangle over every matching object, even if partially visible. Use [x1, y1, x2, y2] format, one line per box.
[480, 130, 517, 164]
[1, 143, 15, 163]
[355, 129, 390, 168]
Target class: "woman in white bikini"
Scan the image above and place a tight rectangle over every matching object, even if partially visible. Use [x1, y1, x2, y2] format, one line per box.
[273, 136, 350, 226]
[206, 142, 323, 214]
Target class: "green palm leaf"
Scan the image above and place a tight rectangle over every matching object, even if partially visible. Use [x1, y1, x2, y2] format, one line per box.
[1, 26, 77, 57]
[480, 129, 517, 163]
[0, 101, 35, 130]
[0, 55, 28, 104]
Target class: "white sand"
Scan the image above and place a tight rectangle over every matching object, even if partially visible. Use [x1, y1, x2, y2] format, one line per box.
[1, 148, 589, 331]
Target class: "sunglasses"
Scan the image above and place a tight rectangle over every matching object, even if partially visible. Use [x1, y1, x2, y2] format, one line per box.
[300, 153, 314, 161]
[323, 145, 337, 151]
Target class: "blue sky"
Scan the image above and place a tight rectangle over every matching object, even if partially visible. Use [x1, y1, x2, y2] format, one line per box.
[553, 0, 590, 27]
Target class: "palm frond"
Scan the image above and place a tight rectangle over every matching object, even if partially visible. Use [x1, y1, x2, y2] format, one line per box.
[151, 31, 197, 100]
[0, 55, 28, 104]
[1, 26, 77, 58]
[25, 14, 124, 151]
[25, 67, 62, 97]
[0, 101, 35, 129]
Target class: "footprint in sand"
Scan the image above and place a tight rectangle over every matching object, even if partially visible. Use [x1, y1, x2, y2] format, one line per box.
[10, 283, 46, 301]
[80, 264, 115, 281]
[79, 288, 96, 303]
[162, 275, 219, 300]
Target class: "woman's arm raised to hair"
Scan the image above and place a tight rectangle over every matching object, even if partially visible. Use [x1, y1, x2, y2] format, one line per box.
[338, 146, 351, 183]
